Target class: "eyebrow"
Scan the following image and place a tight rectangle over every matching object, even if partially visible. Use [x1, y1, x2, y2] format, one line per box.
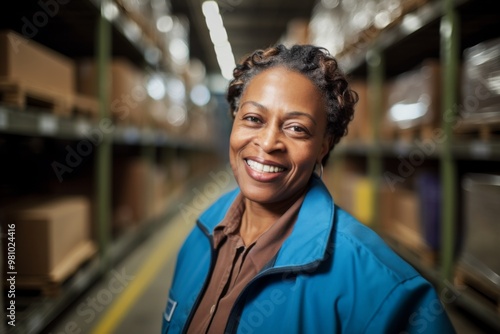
[239, 101, 317, 125]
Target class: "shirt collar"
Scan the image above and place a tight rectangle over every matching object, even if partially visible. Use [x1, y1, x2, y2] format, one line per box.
[211, 189, 306, 272]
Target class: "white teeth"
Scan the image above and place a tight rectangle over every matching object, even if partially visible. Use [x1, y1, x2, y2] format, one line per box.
[246, 159, 284, 173]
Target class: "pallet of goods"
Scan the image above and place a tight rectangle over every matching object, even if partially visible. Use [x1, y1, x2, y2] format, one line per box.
[0, 30, 99, 119]
[77, 57, 149, 127]
[380, 182, 438, 267]
[0, 30, 74, 116]
[1, 196, 96, 296]
[455, 173, 500, 314]
[455, 37, 500, 141]
[383, 59, 441, 143]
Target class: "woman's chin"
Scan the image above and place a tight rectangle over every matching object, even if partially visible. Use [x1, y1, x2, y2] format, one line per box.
[237, 183, 283, 205]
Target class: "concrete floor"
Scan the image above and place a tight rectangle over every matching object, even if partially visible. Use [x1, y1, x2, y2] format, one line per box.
[43, 178, 498, 334]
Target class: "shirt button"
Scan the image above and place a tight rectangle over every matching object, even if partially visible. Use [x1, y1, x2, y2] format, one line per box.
[210, 304, 216, 314]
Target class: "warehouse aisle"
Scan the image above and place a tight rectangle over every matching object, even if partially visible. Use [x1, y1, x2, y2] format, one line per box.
[43, 174, 494, 334]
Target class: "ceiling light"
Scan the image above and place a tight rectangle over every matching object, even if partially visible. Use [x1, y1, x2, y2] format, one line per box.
[190, 84, 211, 106]
[169, 38, 189, 64]
[166, 77, 186, 102]
[157, 16, 174, 33]
[202, 0, 235, 81]
[167, 105, 187, 127]
[147, 74, 166, 100]
[103, 2, 119, 21]
[202, 1, 219, 17]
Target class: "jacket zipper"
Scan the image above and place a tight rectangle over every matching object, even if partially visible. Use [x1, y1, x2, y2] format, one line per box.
[181, 221, 217, 334]
[224, 260, 322, 334]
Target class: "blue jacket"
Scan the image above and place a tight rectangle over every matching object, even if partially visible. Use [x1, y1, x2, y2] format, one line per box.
[162, 176, 455, 333]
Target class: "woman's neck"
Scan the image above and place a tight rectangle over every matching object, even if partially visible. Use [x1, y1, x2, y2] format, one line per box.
[239, 189, 305, 246]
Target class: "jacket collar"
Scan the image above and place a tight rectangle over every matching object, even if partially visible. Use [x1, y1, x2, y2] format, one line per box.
[198, 175, 336, 268]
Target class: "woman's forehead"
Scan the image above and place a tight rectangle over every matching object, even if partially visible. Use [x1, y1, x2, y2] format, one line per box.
[240, 67, 326, 115]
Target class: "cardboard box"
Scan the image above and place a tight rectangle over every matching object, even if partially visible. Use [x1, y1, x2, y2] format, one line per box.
[0, 30, 75, 97]
[345, 80, 372, 142]
[77, 58, 148, 126]
[380, 186, 426, 249]
[112, 157, 153, 230]
[2, 196, 92, 278]
[329, 166, 373, 226]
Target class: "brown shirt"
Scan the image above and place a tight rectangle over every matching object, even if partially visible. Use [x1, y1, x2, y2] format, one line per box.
[187, 192, 305, 334]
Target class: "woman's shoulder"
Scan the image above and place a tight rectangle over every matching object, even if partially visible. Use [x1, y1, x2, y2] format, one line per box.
[331, 205, 421, 284]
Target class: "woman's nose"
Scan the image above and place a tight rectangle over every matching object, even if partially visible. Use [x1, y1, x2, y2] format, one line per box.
[256, 124, 285, 153]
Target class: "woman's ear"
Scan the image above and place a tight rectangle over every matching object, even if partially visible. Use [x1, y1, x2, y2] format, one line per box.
[318, 135, 331, 164]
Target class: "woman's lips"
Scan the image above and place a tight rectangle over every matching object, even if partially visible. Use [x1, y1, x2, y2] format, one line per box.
[243, 158, 287, 182]
[245, 158, 285, 173]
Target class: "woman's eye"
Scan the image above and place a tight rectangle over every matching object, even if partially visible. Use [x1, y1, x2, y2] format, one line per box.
[243, 116, 261, 123]
[290, 126, 305, 133]
[287, 125, 309, 134]
[285, 124, 311, 138]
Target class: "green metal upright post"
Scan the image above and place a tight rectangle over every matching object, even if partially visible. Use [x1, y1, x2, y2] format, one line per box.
[367, 49, 384, 230]
[96, 0, 112, 269]
[142, 144, 156, 220]
[440, 0, 459, 284]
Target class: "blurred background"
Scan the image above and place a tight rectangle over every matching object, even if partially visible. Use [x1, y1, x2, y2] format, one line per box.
[0, 0, 499, 333]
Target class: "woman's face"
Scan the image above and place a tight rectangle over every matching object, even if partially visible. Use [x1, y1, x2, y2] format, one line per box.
[229, 66, 330, 205]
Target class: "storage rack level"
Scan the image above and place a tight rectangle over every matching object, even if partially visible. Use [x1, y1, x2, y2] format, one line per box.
[335, 0, 500, 331]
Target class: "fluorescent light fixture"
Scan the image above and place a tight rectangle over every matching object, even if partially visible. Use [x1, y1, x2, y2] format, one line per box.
[209, 26, 229, 46]
[202, 0, 236, 80]
[103, 2, 119, 21]
[202, 1, 219, 17]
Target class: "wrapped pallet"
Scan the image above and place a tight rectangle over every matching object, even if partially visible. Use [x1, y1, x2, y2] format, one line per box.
[461, 38, 500, 123]
[384, 59, 441, 141]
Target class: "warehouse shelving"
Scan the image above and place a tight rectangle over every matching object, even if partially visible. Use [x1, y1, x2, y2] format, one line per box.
[0, 107, 212, 149]
[332, 0, 500, 331]
[0, 1, 220, 333]
[336, 140, 500, 161]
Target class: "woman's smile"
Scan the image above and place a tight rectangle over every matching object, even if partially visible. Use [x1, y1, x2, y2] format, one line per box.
[243, 157, 287, 182]
[244, 158, 286, 174]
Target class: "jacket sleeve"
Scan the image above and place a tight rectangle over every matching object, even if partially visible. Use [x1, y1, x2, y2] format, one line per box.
[363, 276, 456, 333]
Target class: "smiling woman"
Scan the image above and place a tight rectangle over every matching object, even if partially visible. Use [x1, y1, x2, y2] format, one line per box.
[161, 45, 456, 334]
[230, 67, 330, 210]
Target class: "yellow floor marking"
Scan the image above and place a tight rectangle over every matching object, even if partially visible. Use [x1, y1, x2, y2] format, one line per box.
[91, 216, 193, 334]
